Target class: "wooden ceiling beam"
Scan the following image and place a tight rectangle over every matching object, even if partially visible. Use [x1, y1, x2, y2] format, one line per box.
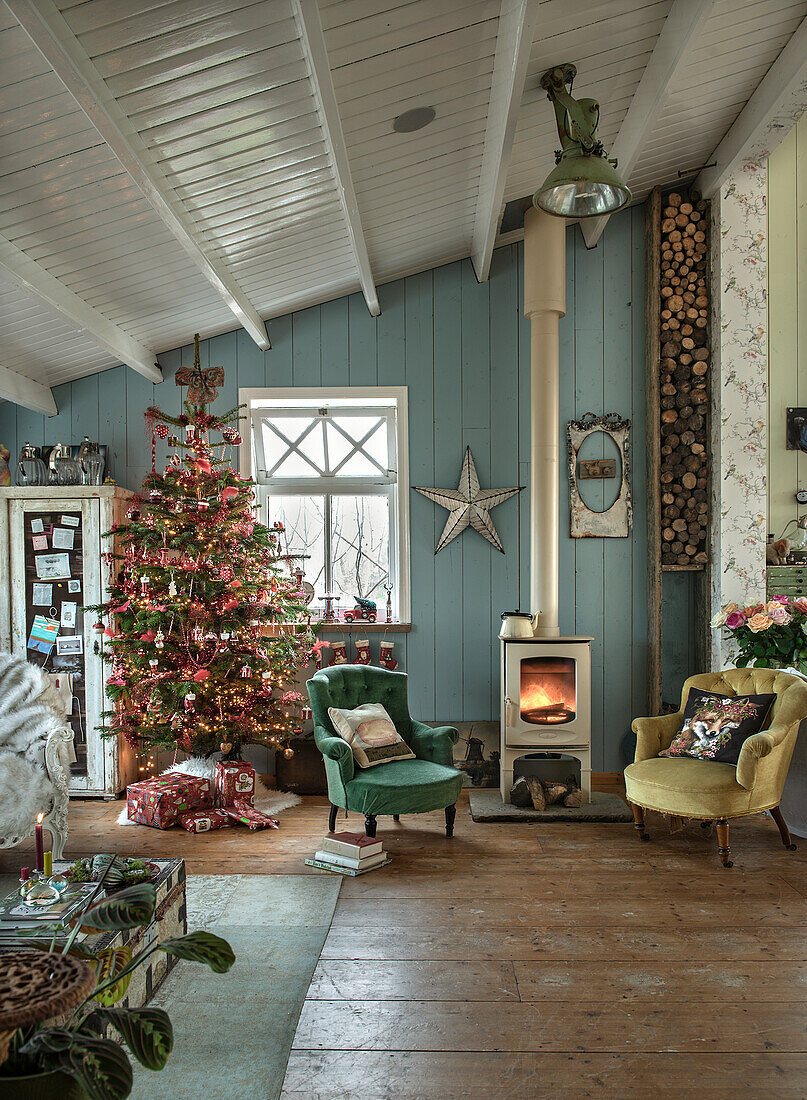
[581, 0, 716, 249]
[0, 363, 57, 417]
[696, 14, 807, 198]
[293, 0, 380, 317]
[0, 234, 162, 385]
[7, 0, 271, 350]
[472, 0, 540, 282]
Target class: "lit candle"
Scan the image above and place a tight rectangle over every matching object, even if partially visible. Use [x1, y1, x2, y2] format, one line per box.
[43, 851, 52, 878]
[34, 813, 44, 873]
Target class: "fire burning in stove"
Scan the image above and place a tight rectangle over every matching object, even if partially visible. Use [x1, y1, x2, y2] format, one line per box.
[520, 657, 576, 725]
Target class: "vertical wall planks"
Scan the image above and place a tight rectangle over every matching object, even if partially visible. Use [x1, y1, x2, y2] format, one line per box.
[376, 280, 405, 388]
[432, 261, 464, 721]
[266, 314, 293, 388]
[404, 269, 436, 717]
[347, 292, 377, 386]
[98, 368, 127, 484]
[572, 229, 606, 768]
[321, 298, 350, 387]
[557, 231, 577, 636]
[0, 402, 17, 480]
[125, 369, 154, 490]
[601, 212, 634, 769]
[0, 209, 696, 765]
[488, 246, 520, 715]
[291, 307, 322, 387]
[461, 262, 492, 719]
[236, 327, 265, 391]
[516, 247, 532, 614]
[44, 382, 73, 454]
[207, 331, 238, 420]
[69, 374, 100, 447]
[630, 204, 649, 725]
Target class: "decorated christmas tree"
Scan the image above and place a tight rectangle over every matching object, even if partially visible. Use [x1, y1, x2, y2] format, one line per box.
[92, 336, 315, 762]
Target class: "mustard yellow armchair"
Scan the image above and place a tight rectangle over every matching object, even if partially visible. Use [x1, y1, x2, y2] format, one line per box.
[625, 668, 807, 867]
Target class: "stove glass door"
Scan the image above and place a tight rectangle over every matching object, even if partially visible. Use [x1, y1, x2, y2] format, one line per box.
[519, 656, 576, 725]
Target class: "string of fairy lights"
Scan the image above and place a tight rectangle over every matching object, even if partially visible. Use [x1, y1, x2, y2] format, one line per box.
[87, 376, 315, 768]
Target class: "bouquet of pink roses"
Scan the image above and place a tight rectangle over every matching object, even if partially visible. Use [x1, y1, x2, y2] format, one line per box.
[711, 596, 807, 670]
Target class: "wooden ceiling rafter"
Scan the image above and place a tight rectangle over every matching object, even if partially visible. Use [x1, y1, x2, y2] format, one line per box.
[581, 0, 718, 250]
[471, 0, 541, 282]
[695, 12, 807, 197]
[293, 0, 380, 317]
[6, 0, 272, 352]
[0, 232, 161, 386]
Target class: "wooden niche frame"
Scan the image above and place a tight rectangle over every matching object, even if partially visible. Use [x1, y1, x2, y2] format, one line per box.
[567, 412, 632, 538]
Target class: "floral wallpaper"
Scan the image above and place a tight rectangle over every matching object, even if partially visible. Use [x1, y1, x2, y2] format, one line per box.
[709, 160, 768, 667]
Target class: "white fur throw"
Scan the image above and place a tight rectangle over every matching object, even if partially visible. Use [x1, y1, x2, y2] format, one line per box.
[117, 756, 301, 825]
[0, 654, 67, 840]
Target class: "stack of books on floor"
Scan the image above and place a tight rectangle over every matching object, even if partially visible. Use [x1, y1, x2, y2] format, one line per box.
[305, 831, 390, 875]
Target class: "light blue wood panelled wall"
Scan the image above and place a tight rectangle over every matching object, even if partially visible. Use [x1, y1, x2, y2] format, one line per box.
[0, 207, 695, 769]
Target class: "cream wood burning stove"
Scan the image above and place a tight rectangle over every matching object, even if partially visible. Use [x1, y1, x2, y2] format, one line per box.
[500, 636, 592, 802]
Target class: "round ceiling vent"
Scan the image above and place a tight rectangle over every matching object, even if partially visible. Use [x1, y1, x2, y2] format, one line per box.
[392, 106, 436, 133]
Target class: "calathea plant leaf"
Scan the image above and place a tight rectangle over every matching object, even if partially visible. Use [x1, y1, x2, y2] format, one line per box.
[78, 883, 157, 931]
[85, 1007, 173, 1071]
[22, 1031, 132, 1100]
[93, 945, 133, 1006]
[159, 930, 235, 973]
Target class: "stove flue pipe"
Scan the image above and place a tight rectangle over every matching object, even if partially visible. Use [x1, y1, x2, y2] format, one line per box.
[523, 207, 566, 637]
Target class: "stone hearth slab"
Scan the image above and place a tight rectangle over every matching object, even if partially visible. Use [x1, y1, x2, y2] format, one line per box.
[468, 789, 633, 822]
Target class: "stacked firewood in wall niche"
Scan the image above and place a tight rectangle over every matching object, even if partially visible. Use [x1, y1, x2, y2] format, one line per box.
[659, 190, 709, 568]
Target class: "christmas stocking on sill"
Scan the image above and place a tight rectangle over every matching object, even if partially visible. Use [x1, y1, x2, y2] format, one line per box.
[379, 639, 398, 670]
[331, 640, 347, 664]
[354, 638, 371, 665]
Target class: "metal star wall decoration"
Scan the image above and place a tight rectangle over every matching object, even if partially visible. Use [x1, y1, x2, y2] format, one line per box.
[415, 446, 524, 554]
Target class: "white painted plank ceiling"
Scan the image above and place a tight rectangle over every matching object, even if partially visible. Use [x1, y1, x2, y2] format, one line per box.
[0, 0, 805, 401]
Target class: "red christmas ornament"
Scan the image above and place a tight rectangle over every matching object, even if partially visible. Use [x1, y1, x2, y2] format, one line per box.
[193, 669, 209, 682]
[220, 486, 238, 503]
[196, 458, 212, 475]
[154, 423, 170, 439]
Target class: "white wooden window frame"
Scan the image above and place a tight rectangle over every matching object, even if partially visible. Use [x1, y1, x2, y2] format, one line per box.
[239, 387, 410, 621]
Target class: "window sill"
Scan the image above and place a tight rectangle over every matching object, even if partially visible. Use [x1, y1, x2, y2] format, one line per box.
[314, 621, 412, 633]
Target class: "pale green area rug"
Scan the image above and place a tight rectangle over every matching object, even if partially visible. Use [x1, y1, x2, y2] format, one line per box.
[130, 874, 341, 1100]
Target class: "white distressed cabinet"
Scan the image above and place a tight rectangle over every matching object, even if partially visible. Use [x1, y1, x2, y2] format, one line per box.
[0, 486, 137, 797]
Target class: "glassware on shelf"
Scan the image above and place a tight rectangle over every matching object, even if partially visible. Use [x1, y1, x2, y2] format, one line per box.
[78, 437, 105, 485]
[47, 870, 70, 895]
[23, 879, 62, 907]
[48, 443, 81, 485]
[16, 443, 48, 486]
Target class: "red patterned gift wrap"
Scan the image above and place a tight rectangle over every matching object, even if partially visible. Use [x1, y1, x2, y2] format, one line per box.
[178, 808, 232, 833]
[225, 800, 280, 830]
[214, 759, 256, 807]
[127, 773, 213, 829]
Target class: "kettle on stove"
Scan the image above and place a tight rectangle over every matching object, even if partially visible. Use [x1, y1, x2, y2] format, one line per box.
[499, 610, 540, 640]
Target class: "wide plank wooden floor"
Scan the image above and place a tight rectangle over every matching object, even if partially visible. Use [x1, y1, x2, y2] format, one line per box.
[4, 781, 806, 1098]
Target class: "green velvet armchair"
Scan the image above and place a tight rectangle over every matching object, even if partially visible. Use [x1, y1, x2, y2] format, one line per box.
[306, 664, 463, 838]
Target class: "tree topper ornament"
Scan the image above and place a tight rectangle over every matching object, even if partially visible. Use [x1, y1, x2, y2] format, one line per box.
[414, 446, 523, 554]
[175, 333, 225, 404]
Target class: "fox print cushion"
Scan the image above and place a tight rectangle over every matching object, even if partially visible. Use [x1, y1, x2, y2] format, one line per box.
[328, 702, 416, 768]
[660, 689, 776, 766]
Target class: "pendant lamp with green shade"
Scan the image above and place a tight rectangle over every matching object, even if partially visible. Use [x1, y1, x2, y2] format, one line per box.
[534, 63, 631, 219]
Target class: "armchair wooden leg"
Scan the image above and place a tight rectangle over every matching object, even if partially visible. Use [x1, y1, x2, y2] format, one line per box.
[364, 814, 377, 838]
[393, 814, 400, 821]
[630, 802, 649, 841]
[445, 804, 456, 838]
[770, 805, 798, 851]
[716, 819, 733, 868]
[328, 804, 338, 833]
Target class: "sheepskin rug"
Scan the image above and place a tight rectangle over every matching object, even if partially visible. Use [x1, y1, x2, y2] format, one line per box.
[0, 655, 66, 842]
[117, 756, 301, 825]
